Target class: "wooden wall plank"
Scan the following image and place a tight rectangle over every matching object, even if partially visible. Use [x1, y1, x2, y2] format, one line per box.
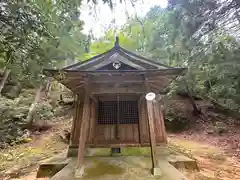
[133, 124, 139, 142]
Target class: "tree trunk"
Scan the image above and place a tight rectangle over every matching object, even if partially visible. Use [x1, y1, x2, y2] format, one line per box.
[26, 84, 43, 125]
[0, 69, 11, 94]
[45, 78, 52, 98]
[59, 84, 64, 102]
[186, 86, 201, 116]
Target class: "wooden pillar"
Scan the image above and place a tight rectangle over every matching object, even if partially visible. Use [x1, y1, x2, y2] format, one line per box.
[75, 93, 91, 177]
[70, 95, 80, 146]
[159, 103, 167, 143]
[155, 94, 167, 143]
[145, 92, 161, 176]
[138, 95, 145, 145]
[88, 100, 97, 144]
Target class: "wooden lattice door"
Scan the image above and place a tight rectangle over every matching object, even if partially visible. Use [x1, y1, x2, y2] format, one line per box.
[96, 94, 140, 145]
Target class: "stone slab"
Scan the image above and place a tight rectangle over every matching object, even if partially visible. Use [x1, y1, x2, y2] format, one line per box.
[167, 154, 198, 170]
[158, 159, 189, 180]
[37, 153, 71, 178]
[50, 160, 76, 180]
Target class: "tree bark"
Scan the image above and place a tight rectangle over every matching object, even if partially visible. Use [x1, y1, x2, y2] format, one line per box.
[59, 84, 64, 102]
[0, 69, 11, 94]
[45, 78, 52, 98]
[26, 84, 43, 125]
[186, 86, 201, 116]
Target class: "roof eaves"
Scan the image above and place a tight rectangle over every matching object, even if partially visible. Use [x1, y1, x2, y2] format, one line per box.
[119, 47, 172, 69]
[62, 47, 115, 70]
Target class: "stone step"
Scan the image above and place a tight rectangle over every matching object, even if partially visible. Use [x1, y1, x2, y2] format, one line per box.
[158, 159, 189, 180]
[50, 160, 76, 180]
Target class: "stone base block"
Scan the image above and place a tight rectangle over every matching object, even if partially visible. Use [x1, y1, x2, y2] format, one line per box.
[152, 167, 162, 176]
[67, 146, 78, 157]
[74, 166, 85, 178]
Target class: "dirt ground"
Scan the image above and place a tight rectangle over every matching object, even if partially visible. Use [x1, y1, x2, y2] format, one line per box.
[0, 117, 240, 180]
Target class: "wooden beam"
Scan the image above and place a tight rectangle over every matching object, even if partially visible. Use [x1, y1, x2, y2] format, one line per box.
[87, 75, 98, 103]
[86, 52, 146, 70]
[144, 75, 150, 92]
[157, 100, 167, 143]
[72, 84, 85, 92]
[91, 85, 145, 94]
[145, 93, 158, 174]
[88, 100, 96, 143]
[138, 94, 145, 145]
[89, 94, 98, 103]
[92, 74, 144, 82]
[75, 92, 90, 177]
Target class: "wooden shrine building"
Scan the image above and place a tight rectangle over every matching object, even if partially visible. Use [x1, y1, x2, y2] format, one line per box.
[44, 37, 186, 176]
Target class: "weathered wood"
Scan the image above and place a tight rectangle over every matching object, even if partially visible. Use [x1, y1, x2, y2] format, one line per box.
[141, 100, 149, 143]
[45, 68, 186, 76]
[87, 100, 96, 143]
[75, 47, 118, 70]
[86, 142, 166, 148]
[153, 100, 164, 143]
[91, 85, 145, 94]
[159, 104, 167, 143]
[116, 94, 120, 139]
[74, 103, 83, 145]
[145, 93, 157, 171]
[72, 84, 84, 91]
[69, 96, 79, 146]
[97, 94, 139, 101]
[77, 94, 90, 169]
[144, 75, 150, 92]
[93, 102, 99, 146]
[138, 95, 144, 145]
[86, 52, 146, 71]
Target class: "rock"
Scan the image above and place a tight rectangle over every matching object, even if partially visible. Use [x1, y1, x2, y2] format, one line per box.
[2, 84, 22, 99]
[0, 142, 8, 149]
[22, 137, 32, 143]
[59, 129, 70, 143]
[34, 131, 41, 135]
[7, 156, 14, 161]
[22, 129, 31, 138]
[5, 135, 16, 142]
[206, 129, 214, 134]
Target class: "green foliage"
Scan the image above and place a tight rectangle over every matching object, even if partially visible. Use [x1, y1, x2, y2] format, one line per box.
[0, 0, 88, 85]
[0, 97, 29, 123]
[0, 91, 54, 144]
[32, 102, 54, 122]
[164, 104, 190, 132]
[87, 1, 240, 117]
[145, 2, 240, 114]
